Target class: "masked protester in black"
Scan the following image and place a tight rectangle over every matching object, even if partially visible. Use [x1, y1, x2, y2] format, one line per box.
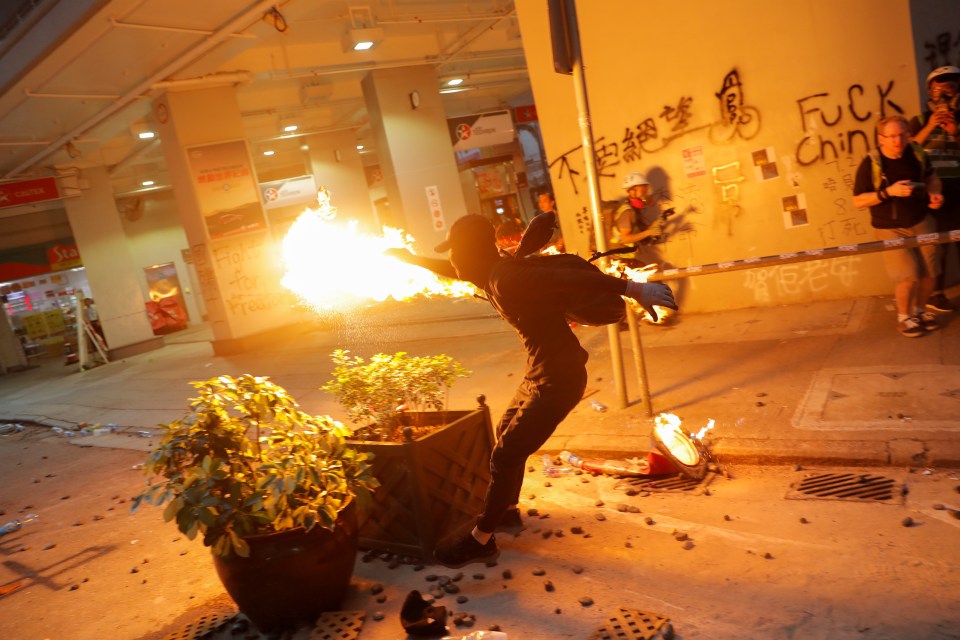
[387, 214, 677, 568]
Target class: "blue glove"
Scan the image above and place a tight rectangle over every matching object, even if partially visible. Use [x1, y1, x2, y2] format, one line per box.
[624, 281, 678, 322]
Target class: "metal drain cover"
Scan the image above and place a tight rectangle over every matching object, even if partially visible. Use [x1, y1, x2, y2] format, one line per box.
[589, 607, 674, 640]
[785, 472, 903, 503]
[622, 471, 714, 494]
[309, 611, 365, 640]
[161, 602, 237, 640]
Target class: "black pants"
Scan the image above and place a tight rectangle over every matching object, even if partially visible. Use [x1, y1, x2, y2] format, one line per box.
[935, 181, 960, 293]
[477, 367, 588, 532]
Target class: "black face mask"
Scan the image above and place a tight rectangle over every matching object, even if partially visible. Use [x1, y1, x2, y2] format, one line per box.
[928, 87, 959, 113]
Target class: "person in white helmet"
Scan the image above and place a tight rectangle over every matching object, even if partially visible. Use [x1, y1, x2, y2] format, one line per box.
[609, 172, 665, 265]
[909, 65, 960, 312]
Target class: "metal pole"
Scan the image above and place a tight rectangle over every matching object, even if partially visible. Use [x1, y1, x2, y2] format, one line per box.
[624, 306, 653, 416]
[562, 0, 629, 409]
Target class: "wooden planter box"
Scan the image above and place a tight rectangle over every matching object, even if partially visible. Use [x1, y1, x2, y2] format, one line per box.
[350, 396, 494, 559]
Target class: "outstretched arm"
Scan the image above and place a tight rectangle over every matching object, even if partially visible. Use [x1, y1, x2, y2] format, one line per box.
[501, 262, 678, 321]
[384, 248, 459, 280]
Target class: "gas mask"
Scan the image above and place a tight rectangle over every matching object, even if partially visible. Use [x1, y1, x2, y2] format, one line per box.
[928, 83, 959, 113]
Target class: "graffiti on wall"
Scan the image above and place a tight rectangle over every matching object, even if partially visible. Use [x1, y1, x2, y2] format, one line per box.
[923, 31, 960, 69]
[710, 160, 745, 235]
[709, 70, 762, 143]
[743, 255, 861, 304]
[549, 68, 761, 194]
[817, 154, 867, 245]
[794, 82, 902, 167]
[212, 236, 288, 318]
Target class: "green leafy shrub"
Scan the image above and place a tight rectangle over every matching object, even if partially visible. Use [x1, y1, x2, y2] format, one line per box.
[131, 374, 379, 558]
[322, 349, 471, 441]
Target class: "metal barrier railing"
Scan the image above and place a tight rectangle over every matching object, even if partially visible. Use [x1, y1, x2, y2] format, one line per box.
[626, 228, 960, 416]
[646, 230, 960, 283]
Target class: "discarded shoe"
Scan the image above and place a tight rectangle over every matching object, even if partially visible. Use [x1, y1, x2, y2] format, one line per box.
[434, 532, 499, 569]
[400, 590, 448, 636]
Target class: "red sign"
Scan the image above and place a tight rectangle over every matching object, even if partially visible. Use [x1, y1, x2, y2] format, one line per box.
[47, 243, 82, 270]
[514, 105, 538, 123]
[0, 177, 61, 209]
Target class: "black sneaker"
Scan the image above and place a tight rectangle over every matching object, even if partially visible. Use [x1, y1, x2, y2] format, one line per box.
[926, 293, 955, 313]
[495, 508, 525, 534]
[898, 316, 924, 338]
[918, 310, 939, 332]
[434, 533, 499, 569]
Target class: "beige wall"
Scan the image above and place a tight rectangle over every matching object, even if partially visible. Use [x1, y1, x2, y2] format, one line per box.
[362, 66, 470, 255]
[517, 0, 957, 311]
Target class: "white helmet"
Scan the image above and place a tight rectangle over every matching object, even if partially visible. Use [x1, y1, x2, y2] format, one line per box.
[622, 172, 649, 189]
[927, 65, 960, 85]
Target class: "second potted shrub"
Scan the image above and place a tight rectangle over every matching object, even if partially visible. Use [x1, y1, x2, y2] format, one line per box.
[323, 350, 494, 559]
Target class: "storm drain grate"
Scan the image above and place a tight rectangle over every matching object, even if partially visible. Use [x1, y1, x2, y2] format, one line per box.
[786, 472, 903, 503]
[589, 607, 674, 640]
[309, 611, 365, 640]
[162, 608, 365, 640]
[162, 607, 236, 640]
[622, 471, 714, 494]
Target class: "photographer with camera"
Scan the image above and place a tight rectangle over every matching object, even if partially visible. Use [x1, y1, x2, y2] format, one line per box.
[854, 115, 943, 337]
[910, 65, 960, 312]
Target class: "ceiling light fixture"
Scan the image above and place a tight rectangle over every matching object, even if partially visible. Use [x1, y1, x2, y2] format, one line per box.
[439, 86, 477, 95]
[356, 144, 364, 150]
[130, 121, 157, 140]
[446, 78, 464, 86]
[141, 180, 155, 187]
[262, 149, 275, 156]
[342, 27, 383, 52]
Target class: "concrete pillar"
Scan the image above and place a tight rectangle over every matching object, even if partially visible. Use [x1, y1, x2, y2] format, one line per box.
[361, 66, 468, 254]
[153, 87, 295, 354]
[305, 130, 377, 230]
[62, 166, 159, 358]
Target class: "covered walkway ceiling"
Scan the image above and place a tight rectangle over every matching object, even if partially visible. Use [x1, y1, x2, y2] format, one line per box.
[0, 0, 531, 198]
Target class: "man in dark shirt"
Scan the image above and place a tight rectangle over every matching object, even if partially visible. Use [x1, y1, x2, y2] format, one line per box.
[853, 114, 944, 337]
[389, 214, 677, 567]
[910, 65, 960, 312]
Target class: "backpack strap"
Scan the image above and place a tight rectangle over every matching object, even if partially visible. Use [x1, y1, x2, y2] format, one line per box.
[870, 143, 929, 190]
[869, 149, 884, 191]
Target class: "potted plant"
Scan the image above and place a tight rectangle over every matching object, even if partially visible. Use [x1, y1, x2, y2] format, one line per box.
[323, 350, 494, 559]
[131, 374, 378, 634]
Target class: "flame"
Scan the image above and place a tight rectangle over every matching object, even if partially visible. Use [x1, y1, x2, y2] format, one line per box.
[653, 412, 713, 466]
[601, 259, 674, 324]
[693, 418, 715, 441]
[280, 207, 475, 312]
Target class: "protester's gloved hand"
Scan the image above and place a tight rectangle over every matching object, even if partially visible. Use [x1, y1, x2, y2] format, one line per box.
[624, 281, 678, 322]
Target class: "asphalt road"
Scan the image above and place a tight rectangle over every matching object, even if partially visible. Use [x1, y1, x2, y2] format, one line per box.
[1, 425, 958, 640]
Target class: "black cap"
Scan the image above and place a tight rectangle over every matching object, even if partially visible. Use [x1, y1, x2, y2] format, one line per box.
[434, 214, 496, 252]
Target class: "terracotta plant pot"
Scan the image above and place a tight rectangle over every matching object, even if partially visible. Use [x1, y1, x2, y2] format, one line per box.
[350, 398, 494, 559]
[212, 499, 358, 633]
